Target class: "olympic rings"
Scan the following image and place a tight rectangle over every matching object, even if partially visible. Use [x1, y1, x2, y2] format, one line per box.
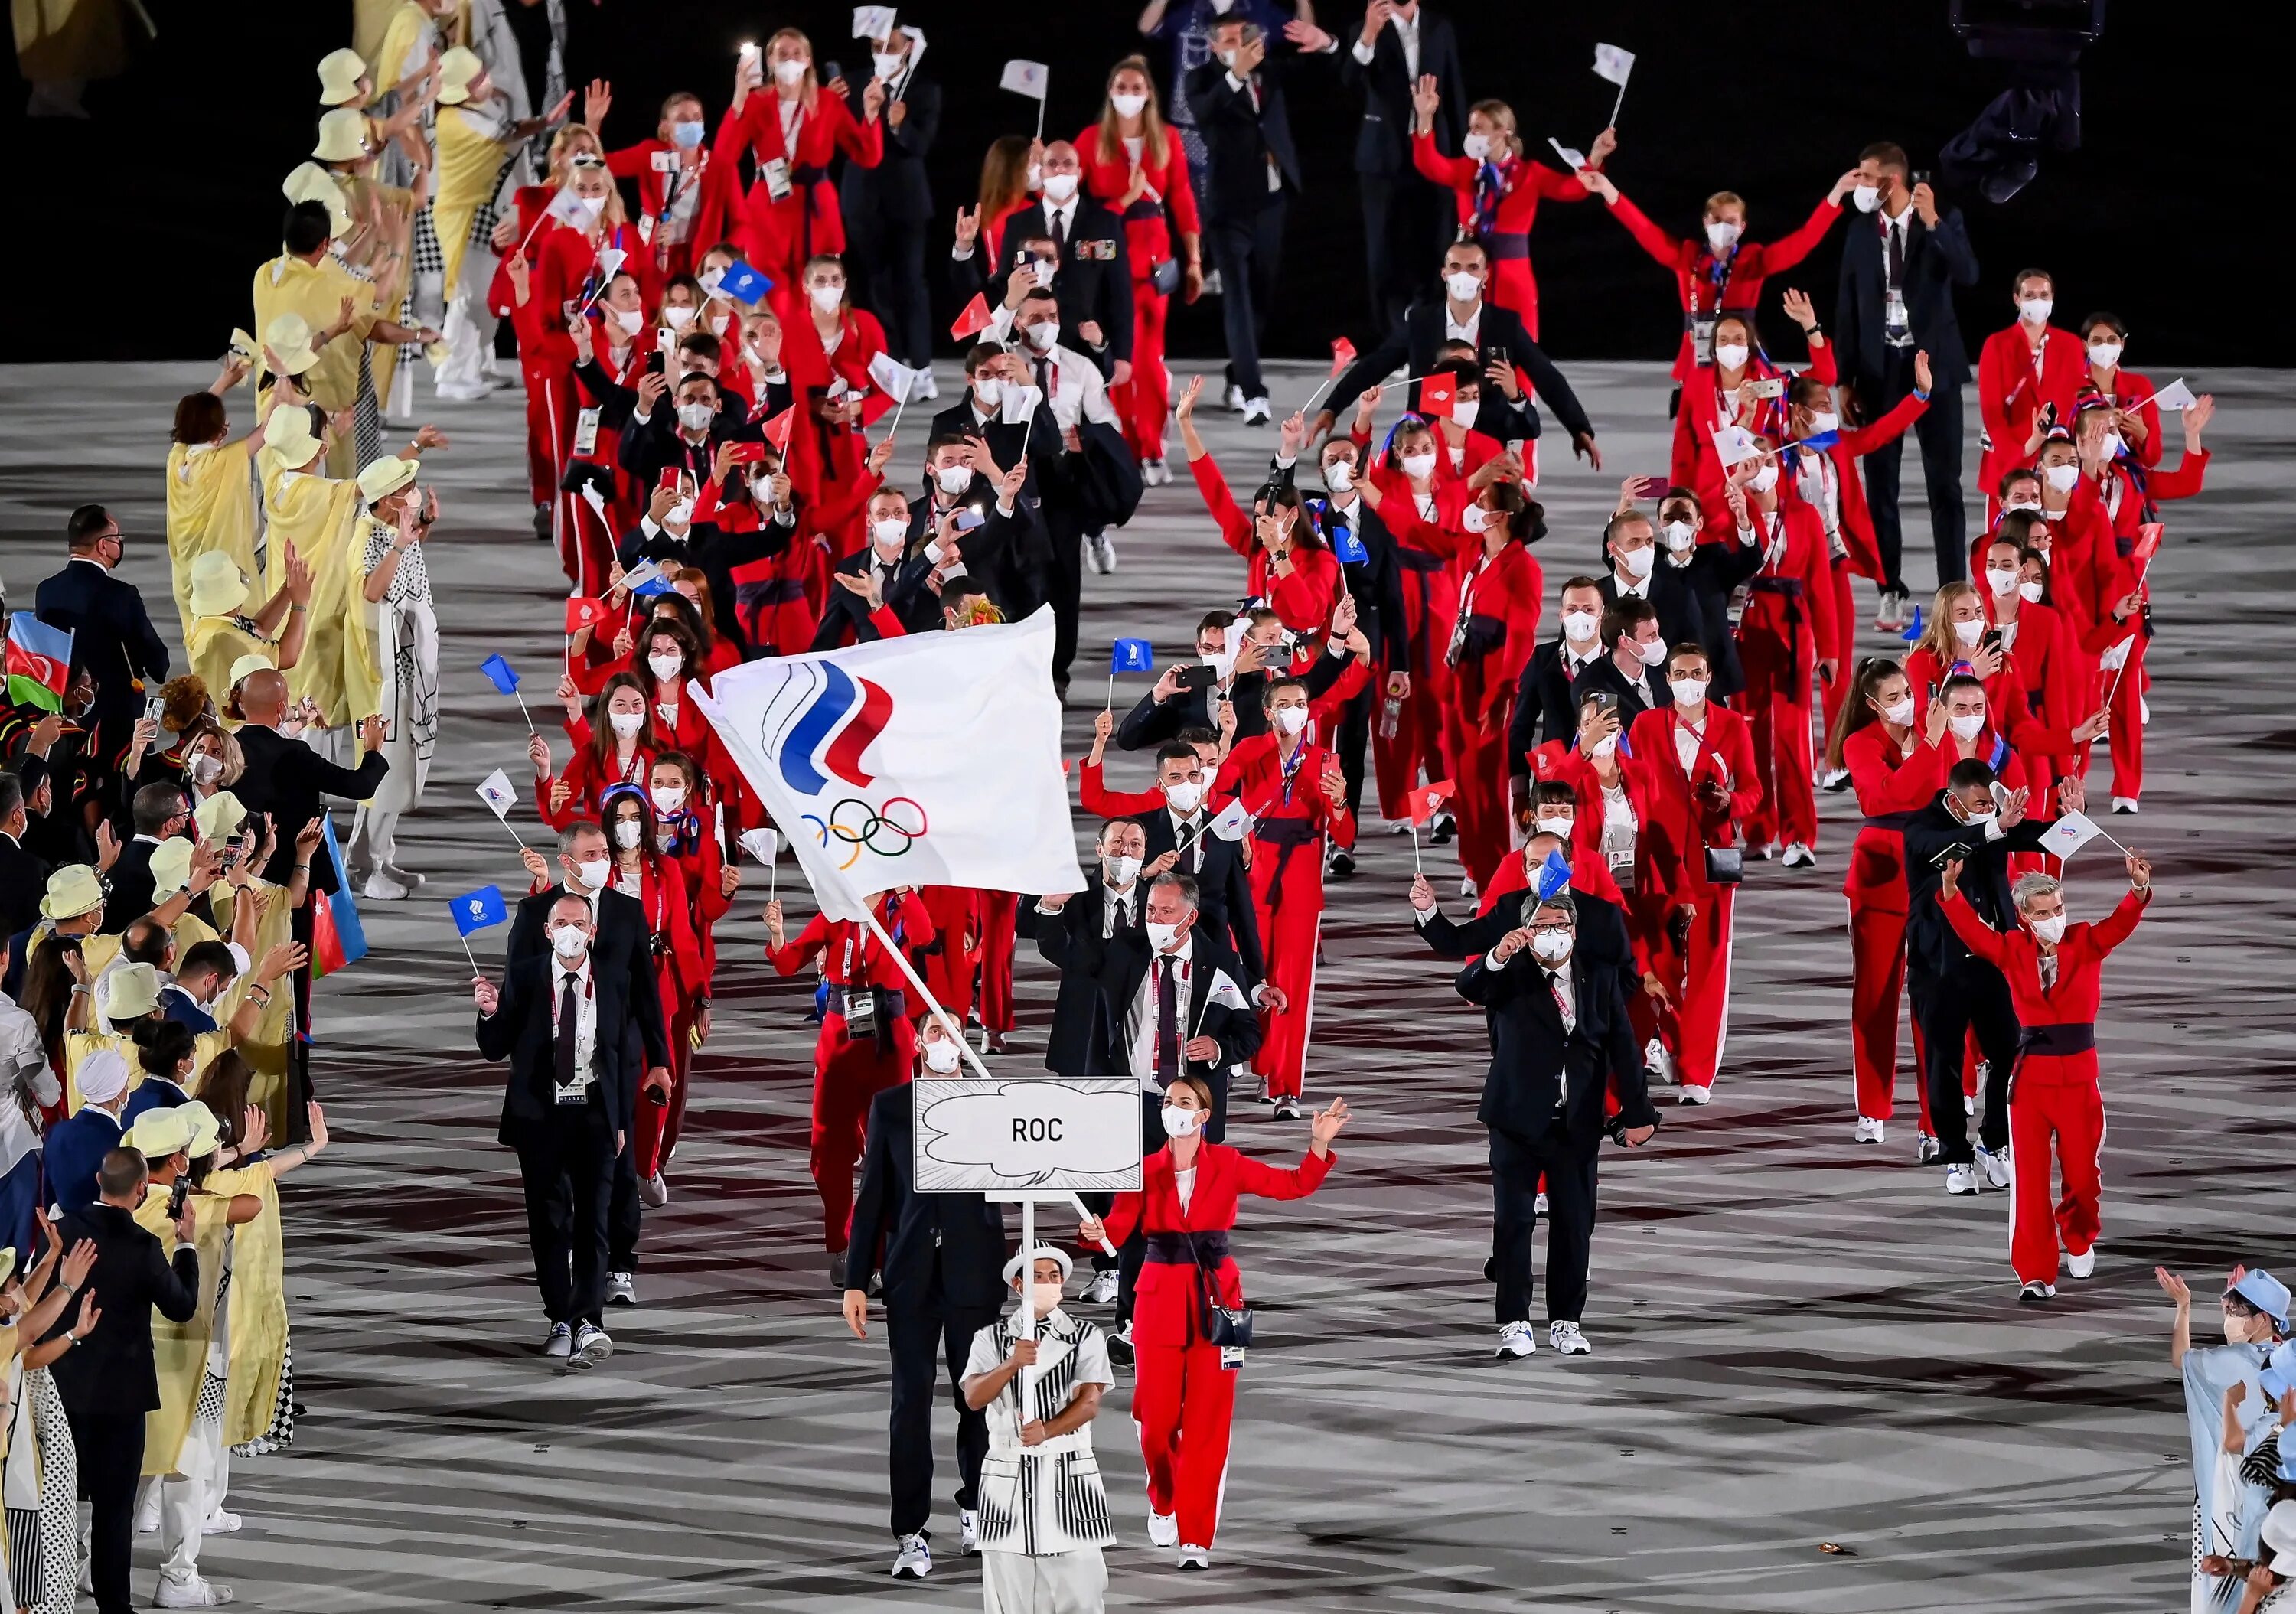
[810, 796, 931, 869]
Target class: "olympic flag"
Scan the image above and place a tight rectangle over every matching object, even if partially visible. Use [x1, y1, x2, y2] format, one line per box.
[690, 605, 1085, 921]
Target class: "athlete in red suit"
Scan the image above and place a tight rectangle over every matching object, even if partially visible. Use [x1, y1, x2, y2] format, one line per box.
[603, 90, 740, 280]
[1974, 269, 2086, 521]
[1179, 402, 1345, 637]
[1358, 413, 1469, 826]
[596, 787, 704, 1190]
[710, 32, 885, 292]
[1939, 849, 2152, 1299]
[1673, 313, 1792, 506]
[1628, 650, 1759, 1102]
[1078, 1081, 1344, 1565]
[1441, 488, 1545, 891]
[1719, 451, 1836, 862]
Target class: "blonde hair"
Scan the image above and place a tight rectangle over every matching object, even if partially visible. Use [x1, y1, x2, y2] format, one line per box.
[765, 28, 820, 113]
[1704, 190, 1746, 218]
[1469, 98, 1520, 159]
[1096, 56, 1169, 170]
[1919, 582, 1984, 667]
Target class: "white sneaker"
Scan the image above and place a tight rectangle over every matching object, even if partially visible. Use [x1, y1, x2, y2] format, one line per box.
[361, 869, 409, 902]
[1534, 1190, 1548, 1213]
[543, 1322, 573, 1359]
[2066, 1248, 2097, 1280]
[1962, 1093, 1976, 1116]
[959, 1508, 979, 1556]
[201, 1509, 243, 1534]
[1177, 1545, 1212, 1570]
[1387, 817, 1414, 835]
[2112, 796, 2139, 814]
[606, 1270, 637, 1306]
[1782, 842, 1816, 869]
[1140, 457, 1170, 487]
[1458, 875, 1478, 898]
[1147, 1511, 1179, 1548]
[1644, 1037, 1678, 1084]
[1678, 1084, 1712, 1106]
[638, 1172, 668, 1208]
[1272, 1095, 1302, 1120]
[1853, 1117, 1886, 1144]
[891, 1532, 932, 1578]
[1224, 383, 1247, 412]
[1241, 396, 1272, 426]
[155, 1578, 235, 1608]
[1082, 1269, 1120, 1305]
[573, 1322, 613, 1361]
[916, 372, 941, 401]
[2018, 1280, 2056, 1306]
[1086, 532, 1117, 575]
[435, 380, 495, 403]
[1820, 768, 1852, 793]
[1548, 1320, 1592, 1355]
[1916, 1131, 1941, 1164]
[380, 861, 425, 889]
[1945, 1163, 1982, 1195]
[1976, 1146, 2012, 1190]
[1495, 1320, 1537, 1358]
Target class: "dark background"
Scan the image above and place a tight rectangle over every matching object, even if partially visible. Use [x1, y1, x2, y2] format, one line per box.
[3, 1, 2263, 367]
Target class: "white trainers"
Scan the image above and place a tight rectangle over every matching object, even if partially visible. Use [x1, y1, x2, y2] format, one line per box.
[543, 1322, 573, 1358]
[1458, 875, 1478, 898]
[155, 1577, 235, 1608]
[638, 1172, 669, 1208]
[1963, 1093, 1977, 1116]
[2018, 1280, 2056, 1306]
[2112, 796, 2139, 814]
[1140, 457, 1169, 486]
[573, 1322, 613, 1361]
[1945, 1162, 1982, 1195]
[1782, 842, 1816, 869]
[1533, 1190, 1548, 1213]
[1548, 1320, 1591, 1355]
[1495, 1320, 1537, 1358]
[1916, 1131, 1942, 1165]
[1644, 1036, 1678, 1084]
[361, 869, 409, 902]
[1677, 1084, 1712, 1106]
[1241, 396, 1271, 426]
[1088, 532, 1117, 574]
[202, 1510, 243, 1534]
[1082, 1269, 1120, 1305]
[916, 372, 941, 402]
[2066, 1247, 2097, 1280]
[959, 1508, 979, 1556]
[1976, 1145, 2012, 1190]
[1853, 1117, 1886, 1144]
[606, 1270, 637, 1306]
[892, 1532, 932, 1578]
[1225, 383, 1247, 412]
[1147, 1511, 1179, 1548]
[1177, 1544, 1212, 1570]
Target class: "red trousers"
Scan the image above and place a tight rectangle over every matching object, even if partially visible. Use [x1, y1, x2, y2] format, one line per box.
[1847, 898, 1938, 1127]
[1441, 709, 1512, 890]
[1110, 277, 1172, 462]
[1738, 617, 1820, 849]
[1370, 675, 1450, 823]
[811, 1012, 914, 1251]
[633, 998, 694, 1179]
[1820, 560, 1857, 743]
[1247, 848, 1323, 1099]
[2104, 639, 2145, 800]
[1132, 1341, 1238, 1548]
[1662, 885, 1733, 1089]
[977, 892, 1019, 1034]
[2009, 1075, 2104, 1285]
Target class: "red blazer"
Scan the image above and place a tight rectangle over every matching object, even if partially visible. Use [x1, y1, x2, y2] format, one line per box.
[1984, 597, 2084, 753]
[1412, 132, 1589, 315]
[1076, 125, 1201, 272]
[1362, 468, 1468, 683]
[768, 889, 934, 990]
[1099, 1142, 1334, 1348]
[1626, 704, 1760, 892]
[605, 139, 739, 269]
[1221, 732, 1358, 855]
[1975, 322, 2086, 497]
[612, 854, 704, 1007]
[1841, 721, 1944, 909]
[1675, 358, 1791, 497]
[1604, 188, 1841, 382]
[1736, 496, 1838, 667]
[1079, 758, 1164, 820]
[1448, 541, 1543, 730]
[1940, 886, 2148, 1084]
[1531, 744, 1685, 941]
[659, 817, 735, 981]
[540, 738, 657, 830]
[711, 90, 882, 269]
[1188, 451, 1344, 634]
[1798, 340, 1929, 578]
[2085, 364, 2164, 468]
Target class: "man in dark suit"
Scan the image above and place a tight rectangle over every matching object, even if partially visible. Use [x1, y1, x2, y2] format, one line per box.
[475, 891, 639, 1365]
[1294, 434, 1407, 830]
[988, 143, 1134, 384]
[1596, 510, 1707, 679]
[1186, 15, 1304, 423]
[843, 25, 941, 379]
[1114, 609, 1359, 752]
[1568, 598, 1674, 729]
[813, 488, 938, 649]
[0, 774, 44, 939]
[1506, 576, 1609, 818]
[1900, 761, 2058, 1192]
[33, 505, 169, 785]
[51, 1146, 201, 1614]
[1407, 827, 1635, 973]
[1136, 744, 1264, 981]
[99, 782, 190, 931]
[1024, 820, 1149, 1082]
[914, 435, 1047, 622]
[840, 1016, 1008, 1573]
[508, 821, 674, 1306]
[1290, 1, 1466, 334]
[1455, 888, 1658, 1358]
[1834, 141, 1981, 608]
[1313, 240, 1599, 460]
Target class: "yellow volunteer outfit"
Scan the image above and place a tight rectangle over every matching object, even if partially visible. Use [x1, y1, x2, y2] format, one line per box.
[431, 48, 511, 299]
[249, 245, 378, 477]
[184, 552, 280, 703]
[258, 409, 377, 728]
[165, 434, 259, 644]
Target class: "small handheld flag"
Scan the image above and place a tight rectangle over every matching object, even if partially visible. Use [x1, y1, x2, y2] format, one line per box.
[1418, 372, 1457, 418]
[1000, 58, 1050, 139]
[761, 406, 795, 456]
[1900, 605, 1925, 644]
[852, 5, 897, 39]
[1592, 42, 1636, 126]
[951, 292, 993, 341]
[621, 558, 673, 598]
[1329, 337, 1356, 377]
[2037, 810, 2105, 862]
[868, 350, 921, 404]
[1111, 637, 1154, 674]
[1208, 798, 1251, 843]
[1710, 422, 1759, 468]
[1404, 778, 1454, 874]
[478, 653, 538, 732]
[2149, 378, 2197, 413]
[4, 616, 73, 713]
[1534, 848, 1574, 902]
[719, 260, 772, 306]
[311, 817, 368, 978]
[566, 596, 607, 633]
[1332, 525, 1369, 566]
[448, 883, 509, 969]
[740, 826, 781, 898]
[476, 769, 528, 849]
[2131, 522, 2163, 563]
[1548, 137, 1587, 170]
[595, 246, 627, 283]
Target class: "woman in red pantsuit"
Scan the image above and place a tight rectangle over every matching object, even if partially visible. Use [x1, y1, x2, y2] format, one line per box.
[1975, 269, 2086, 522]
[1077, 1078, 1347, 1570]
[598, 784, 703, 1198]
[1080, 59, 1202, 480]
[711, 29, 885, 292]
[1723, 452, 1836, 862]
[1358, 411, 1469, 827]
[1939, 849, 2152, 1299]
[1673, 313, 1792, 508]
[649, 751, 736, 1184]
[535, 671, 659, 830]
[1176, 382, 1343, 636]
[1441, 485, 1544, 892]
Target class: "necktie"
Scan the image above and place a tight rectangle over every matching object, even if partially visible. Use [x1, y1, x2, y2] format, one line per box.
[1155, 956, 1180, 1083]
[556, 971, 579, 1089]
[1052, 207, 1068, 249]
[1548, 970, 1571, 1025]
[1887, 218, 1904, 289]
[1035, 357, 1053, 399]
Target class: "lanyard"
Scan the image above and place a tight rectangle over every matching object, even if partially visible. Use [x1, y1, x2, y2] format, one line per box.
[550, 966, 594, 1034]
[1278, 739, 1306, 805]
[1688, 243, 1737, 318]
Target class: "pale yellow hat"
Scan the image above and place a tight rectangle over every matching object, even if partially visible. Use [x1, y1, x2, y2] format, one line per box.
[312, 108, 371, 166]
[436, 47, 485, 106]
[263, 311, 318, 377]
[194, 791, 246, 843]
[38, 865, 103, 921]
[318, 47, 367, 107]
[263, 403, 323, 470]
[179, 1100, 223, 1158]
[188, 550, 250, 619]
[228, 653, 276, 690]
[107, 962, 162, 1022]
[283, 161, 354, 238]
[357, 455, 419, 505]
[126, 1104, 196, 1162]
[149, 836, 196, 900]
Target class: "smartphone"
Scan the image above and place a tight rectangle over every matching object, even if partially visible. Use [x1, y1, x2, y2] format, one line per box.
[1979, 629, 2004, 656]
[1750, 378, 1786, 400]
[657, 466, 687, 495]
[1929, 842, 1968, 872]
[1175, 664, 1218, 692]
[1590, 689, 1620, 715]
[953, 507, 987, 533]
[1239, 21, 1263, 47]
[1630, 475, 1668, 500]
[644, 350, 667, 376]
[144, 693, 166, 726]
[650, 149, 680, 173]
[726, 440, 766, 465]
[821, 59, 843, 86]
[1912, 169, 1932, 187]
[168, 1174, 193, 1221]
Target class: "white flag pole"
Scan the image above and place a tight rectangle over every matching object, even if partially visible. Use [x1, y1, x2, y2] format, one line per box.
[1033, 73, 1048, 142]
[1609, 76, 1628, 130]
[1019, 1194, 1038, 1368]
[510, 686, 538, 734]
[458, 933, 479, 973]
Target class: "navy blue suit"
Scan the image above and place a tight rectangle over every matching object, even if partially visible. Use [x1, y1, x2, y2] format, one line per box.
[34, 559, 168, 765]
[41, 1103, 125, 1218]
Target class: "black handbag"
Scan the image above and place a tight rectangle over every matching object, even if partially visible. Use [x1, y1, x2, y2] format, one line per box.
[1189, 1234, 1254, 1349]
[1150, 256, 1182, 297]
[1704, 846, 1744, 885]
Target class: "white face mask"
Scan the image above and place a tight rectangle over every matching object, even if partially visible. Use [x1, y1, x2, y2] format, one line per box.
[611, 308, 643, 336]
[1851, 183, 1881, 214]
[873, 52, 905, 82]
[1159, 1104, 1202, 1137]
[573, 194, 606, 225]
[2044, 461, 2080, 494]
[872, 517, 909, 550]
[773, 58, 808, 87]
[1952, 617, 1985, 647]
[2019, 296, 2053, 326]
[1024, 320, 1060, 351]
[1461, 132, 1492, 161]
[654, 784, 686, 813]
[973, 377, 1003, 409]
[934, 464, 971, 496]
[1713, 341, 1750, 371]
[1111, 91, 1148, 118]
[677, 402, 715, 433]
[1561, 608, 1599, 643]
[1880, 696, 1914, 727]
[1948, 712, 1986, 742]
[1274, 706, 1309, 736]
[1670, 677, 1709, 706]
[1636, 637, 1668, 667]
[1704, 220, 1742, 253]
[575, 857, 611, 890]
[1661, 519, 1696, 554]
[1530, 930, 1573, 964]
[1461, 502, 1490, 534]
[612, 819, 643, 849]
[2100, 430, 2125, 460]
[1619, 543, 1655, 579]
[666, 497, 695, 527]
[921, 1037, 962, 1074]
[1323, 458, 1355, 492]
[648, 652, 683, 683]
[189, 754, 223, 784]
[2086, 340, 2122, 369]
[1444, 270, 1481, 303]
[1163, 779, 1203, 814]
[1590, 732, 1619, 760]
[1807, 410, 1841, 435]
[2027, 912, 2066, 944]
[1042, 172, 1078, 203]
[1748, 462, 1779, 494]
[2003, 497, 2041, 514]
[550, 924, 589, 959]
[1028, 1281, 1064, 1316]
[1452, 399, 1481, 432]
[1218, 48, 1239, 70]
[2017, 579, 2044, 603]
[608, 710, 646, 740]
[1400, 451, 1437, 481]
[1985, 566, 2019, 598]
[1533, 813, 1574, 838]
[808, 282, 844, 314]
[1199, 649, 1234, 681]
[1145, 919, 1182, 954]
[1104, 853, 1143, 887]
[662, 305, 696, 331]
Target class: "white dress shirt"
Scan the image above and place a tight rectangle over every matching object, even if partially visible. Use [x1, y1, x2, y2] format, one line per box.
[1102, 882, 1137, 939]
[1444, 301, 1482, 346]
[550, 954, 599, 1097]
[1353, 9, 1420, 77]
[1124, 937, 1195, 1093]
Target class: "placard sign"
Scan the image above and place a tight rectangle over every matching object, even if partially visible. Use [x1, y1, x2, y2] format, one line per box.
[912, 1078, 1143, 1194]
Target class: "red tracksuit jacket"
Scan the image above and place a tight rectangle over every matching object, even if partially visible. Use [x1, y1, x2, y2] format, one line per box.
[1099, 1142, 1333, 1348]
[1939, 885, 2148, 1084]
